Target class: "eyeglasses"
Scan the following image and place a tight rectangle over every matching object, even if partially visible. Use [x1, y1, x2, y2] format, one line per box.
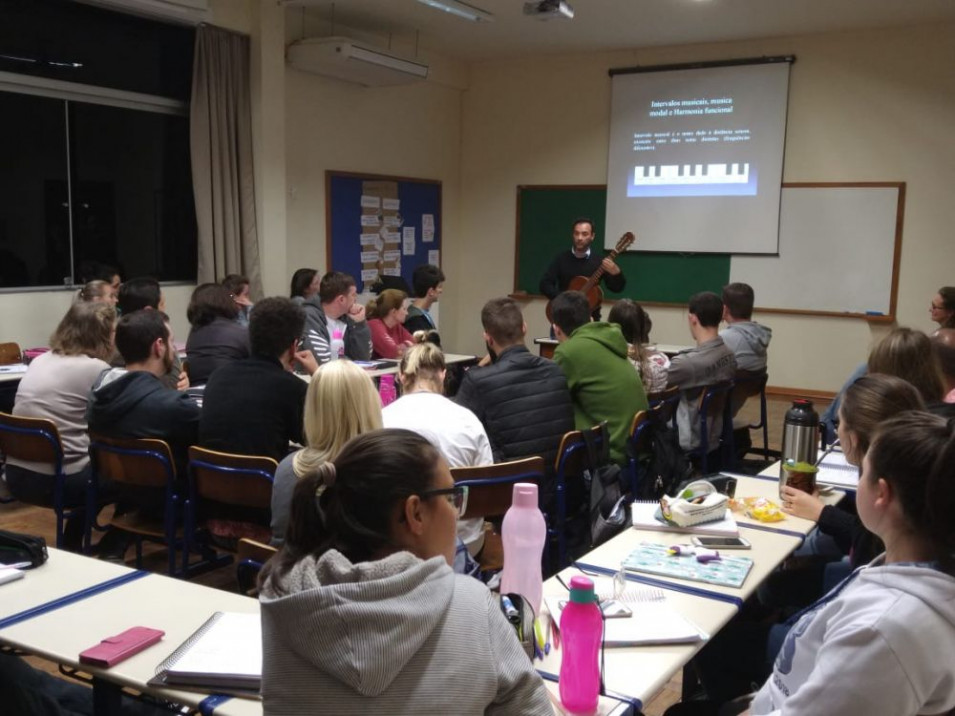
[420, 485, 469, 518]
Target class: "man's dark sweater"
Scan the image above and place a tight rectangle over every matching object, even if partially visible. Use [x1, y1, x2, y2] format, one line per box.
[199, 356, 306, 462]
[454, 345, 574, 509]
[539, 250, 626, 317]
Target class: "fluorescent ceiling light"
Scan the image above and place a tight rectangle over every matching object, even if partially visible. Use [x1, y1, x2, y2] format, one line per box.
[416, 0, 494, 23]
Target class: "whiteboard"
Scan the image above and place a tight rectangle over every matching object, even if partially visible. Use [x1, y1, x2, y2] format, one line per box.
[729, 185, 902, 316]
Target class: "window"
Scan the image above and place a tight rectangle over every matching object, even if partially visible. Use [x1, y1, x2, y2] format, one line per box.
[0, 0, 196, 289]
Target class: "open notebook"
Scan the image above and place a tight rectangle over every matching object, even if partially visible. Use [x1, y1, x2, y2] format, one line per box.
[544, 577, 707, 647]
[631, 501, 739, 537]
[816, 450, 859, 489]
[149, 612, 261, 696]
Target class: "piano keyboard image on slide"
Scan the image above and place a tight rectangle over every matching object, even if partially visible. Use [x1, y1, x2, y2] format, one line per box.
[628, 162, 757, 197]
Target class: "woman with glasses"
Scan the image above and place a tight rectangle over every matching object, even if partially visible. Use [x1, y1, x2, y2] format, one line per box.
[382, 342, 494, 557]
[930, 286, 955, 330]
[259, 429, 550, 715]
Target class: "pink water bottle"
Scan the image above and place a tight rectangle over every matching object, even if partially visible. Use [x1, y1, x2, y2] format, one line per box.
[559, 576, 602, 714]
[500, 483, 546, 615]
[378, 374, 397, 407]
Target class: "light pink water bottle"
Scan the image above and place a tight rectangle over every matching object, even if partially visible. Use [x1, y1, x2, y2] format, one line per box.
[559, 576, 602, 714]
[379, 374, 397, 407]
[500, 483, 546, 615]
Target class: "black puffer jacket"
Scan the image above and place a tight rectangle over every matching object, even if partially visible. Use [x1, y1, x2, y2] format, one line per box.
[454, 346, 574, 507]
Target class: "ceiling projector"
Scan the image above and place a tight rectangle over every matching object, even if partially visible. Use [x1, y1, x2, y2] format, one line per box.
[523, 0, 575, 20]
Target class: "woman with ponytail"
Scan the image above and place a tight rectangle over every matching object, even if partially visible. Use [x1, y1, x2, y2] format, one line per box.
[746, 411, 955, 716]
[258, 429, 549, 715]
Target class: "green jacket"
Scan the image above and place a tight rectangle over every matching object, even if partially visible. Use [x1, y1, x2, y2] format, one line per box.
[553, 322, 648, 465]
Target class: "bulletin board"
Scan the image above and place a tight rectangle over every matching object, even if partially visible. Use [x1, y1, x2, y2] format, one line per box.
[326, 171, 442, 293]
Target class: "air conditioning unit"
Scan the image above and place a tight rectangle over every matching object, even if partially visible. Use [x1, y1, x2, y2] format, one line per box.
[76, 0, 209, 25]
[287, 37, 430, 87]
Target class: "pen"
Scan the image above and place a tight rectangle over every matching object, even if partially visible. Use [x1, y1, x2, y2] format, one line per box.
[0, 561, 31, 570]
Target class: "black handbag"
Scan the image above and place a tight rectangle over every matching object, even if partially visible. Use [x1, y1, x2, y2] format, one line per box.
[0, 529, 48, 569]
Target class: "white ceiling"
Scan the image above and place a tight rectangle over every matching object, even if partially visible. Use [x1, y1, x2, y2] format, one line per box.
[286, 0, 955, 62]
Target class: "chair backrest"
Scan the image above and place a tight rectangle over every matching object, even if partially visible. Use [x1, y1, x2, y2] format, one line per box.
[697, 380, 734, 420]
[451, 456, 546, 520]
[729, 370, 768, 418]
[554, 426, 599, 479]
[0, 412, 64, 470]
[628, 410, 652, 456]
[0, 343, 22, 365]
[236, 537, 278, 564]
[88, 433, 175, 488]
[647, 385, 680, 427]
[188, 446, 277, 510]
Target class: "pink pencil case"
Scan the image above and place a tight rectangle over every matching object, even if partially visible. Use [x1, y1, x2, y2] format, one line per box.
[79, 626, 165, 668]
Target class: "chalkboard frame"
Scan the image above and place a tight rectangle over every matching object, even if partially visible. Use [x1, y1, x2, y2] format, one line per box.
[513, 182, 904, 322]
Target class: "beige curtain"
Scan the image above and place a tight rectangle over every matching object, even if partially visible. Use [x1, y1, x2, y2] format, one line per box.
[190, 24, 261, 296]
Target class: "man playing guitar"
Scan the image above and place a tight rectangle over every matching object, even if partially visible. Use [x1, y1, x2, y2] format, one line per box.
[539, 217, 627, 320]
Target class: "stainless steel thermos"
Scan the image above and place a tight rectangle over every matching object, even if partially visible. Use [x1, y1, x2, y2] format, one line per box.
[779, 399, 819, 492]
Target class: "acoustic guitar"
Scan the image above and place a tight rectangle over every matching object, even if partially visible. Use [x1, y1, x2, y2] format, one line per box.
[545, 231, 635, 322]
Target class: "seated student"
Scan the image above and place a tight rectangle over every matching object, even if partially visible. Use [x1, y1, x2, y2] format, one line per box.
[551, 290, 648, 465]
[270, 360, 383, 547]
[258, 429, 551, 715]
[719, 282, 771, 373]
[607, 298, 670, 394]
[300, 271, 372, 365]
[87, 310, 200, 473]
[184, 283, 249, 385]
[930, 285, 955, 330]
[74, 279, 117, 306]
[289, 268, 319, 304]
[454, 297, 574, 507]
[6, 302, 116, 551]
[366, 288, 414, 359]
[383, 343, 493, 557]
[404, 264, 445, 338]
[671, 411, 955, 716]
[115, 277, 188, 391]
[666, 292, 737, 452]
[773, 375, 924, 598]
[200, 297, 317, 462]
[221, 273, 253, 327]
[930, 328, 955, 417]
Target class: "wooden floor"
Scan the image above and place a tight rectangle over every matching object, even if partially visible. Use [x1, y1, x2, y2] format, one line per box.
[0, 394, 824, 715]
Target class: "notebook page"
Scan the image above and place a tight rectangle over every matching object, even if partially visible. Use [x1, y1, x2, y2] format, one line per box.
[166, 612, 261, 679]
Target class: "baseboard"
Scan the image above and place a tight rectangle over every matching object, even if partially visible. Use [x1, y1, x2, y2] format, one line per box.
[766, 386, 836, 402]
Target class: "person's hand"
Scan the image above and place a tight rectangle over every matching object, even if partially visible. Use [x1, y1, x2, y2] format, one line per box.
[477, 353, 493, 367]
[233, 294, 253, 308]
[781, 485, 824, 522]
[348, 303, 366, 323]
[176, 370, 190, 391]
[601, 257, 621, 276]
[295, 349, 319, 376]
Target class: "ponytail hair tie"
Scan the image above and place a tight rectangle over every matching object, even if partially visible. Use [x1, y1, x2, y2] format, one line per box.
[313, 461, 337, 519]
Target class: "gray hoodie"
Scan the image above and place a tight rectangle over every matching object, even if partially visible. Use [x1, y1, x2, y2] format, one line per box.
[719, 321, 772, 373]
[259, 550, 550, 715]
[751, 558, 955, 716]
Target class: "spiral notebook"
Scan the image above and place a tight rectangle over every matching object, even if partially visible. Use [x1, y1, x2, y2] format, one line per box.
[630, 501, 740, 537]
[815, 450, 859, 489]
[149, 612, 261, 696]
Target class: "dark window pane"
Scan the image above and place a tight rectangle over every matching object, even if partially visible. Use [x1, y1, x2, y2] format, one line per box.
[69, 101, 197, 282]
[0, 0, 194, 101]
[0, 90, 70, 288]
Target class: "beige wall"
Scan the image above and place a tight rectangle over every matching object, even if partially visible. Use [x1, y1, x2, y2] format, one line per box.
[453, 23, 955, 392]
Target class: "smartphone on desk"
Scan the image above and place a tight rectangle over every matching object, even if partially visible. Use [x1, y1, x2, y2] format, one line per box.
[691, 536, 751, 550]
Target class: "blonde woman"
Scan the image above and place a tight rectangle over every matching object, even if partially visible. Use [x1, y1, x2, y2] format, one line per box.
[270, 360, 383, 546]
[7, 302, 116, 551]
[74, 279, 117, 306]
[382, 342, 493, 556]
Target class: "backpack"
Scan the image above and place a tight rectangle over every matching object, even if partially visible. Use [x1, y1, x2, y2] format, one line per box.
[638, 422, 692, 500]
[582, 422, 631, 548]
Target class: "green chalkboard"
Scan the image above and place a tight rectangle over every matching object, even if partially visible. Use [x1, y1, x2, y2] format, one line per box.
[515, 185, 731, 304]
